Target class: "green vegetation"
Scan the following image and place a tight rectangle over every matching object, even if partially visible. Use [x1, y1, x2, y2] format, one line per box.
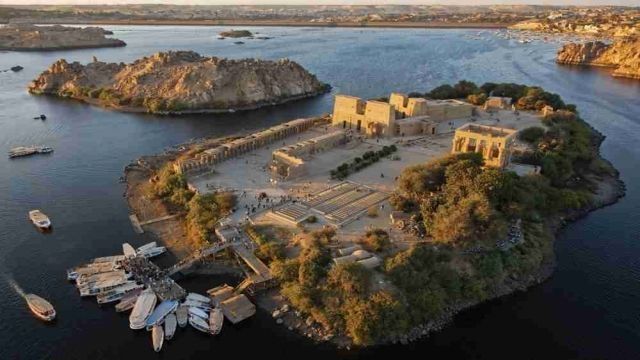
[274, 230, 408, 345]
[363, 229, 391, 252]
[152, 164, 235, 248]
[330, 145, 397, 180]
[278, 82, 616, 346]
[247, 225, 286, 264]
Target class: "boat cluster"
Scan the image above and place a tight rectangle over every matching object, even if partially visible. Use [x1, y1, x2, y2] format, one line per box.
[67, 242, 224, 352]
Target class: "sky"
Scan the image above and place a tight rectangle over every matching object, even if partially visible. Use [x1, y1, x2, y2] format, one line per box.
[0, 1, 638, 6]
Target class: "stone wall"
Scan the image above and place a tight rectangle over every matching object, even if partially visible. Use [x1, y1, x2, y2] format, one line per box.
[451, 124, 517, 168]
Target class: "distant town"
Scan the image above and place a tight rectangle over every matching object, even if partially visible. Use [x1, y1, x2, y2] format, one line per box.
[0, 5, 638, 35]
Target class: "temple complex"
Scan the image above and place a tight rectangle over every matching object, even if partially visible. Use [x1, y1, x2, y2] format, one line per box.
[331, 93, 473, 138]
[451, 123, 517, 168]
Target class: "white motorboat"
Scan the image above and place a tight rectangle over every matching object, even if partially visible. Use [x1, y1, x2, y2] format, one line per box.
[188, 306, 208, 320]
[209, 307, 224, 335]
[139, 246, 167, 259]
[164, 313, 177, 340]
[136, 242, 157, 253]
[152, 325, 164, 352]
[25, 294, 56, 321]
[96, 282, 143, 304]
[182, 299, 211, 310]
[186, 292, 211, 304]
[189, 314, 211, 334]
[176, 305, 188, 328]
[122, 243, 136, 258]
[129, 289, 157, 330]
[28, 210, 51, 230]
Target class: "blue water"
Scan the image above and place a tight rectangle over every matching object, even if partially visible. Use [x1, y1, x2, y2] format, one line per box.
[0, 26, 639, 359]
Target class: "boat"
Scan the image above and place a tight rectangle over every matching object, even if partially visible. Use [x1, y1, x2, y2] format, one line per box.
[209, 307, 224, 335]
[91, 255, 125, 264]
[115, 290, 142, 313]
[152, 325, 164, 352]
[188, 306, 208, 320]
[79, 277, 129, 297]
[96, 282, 143, 304]
[136, 242, 157, 253]
[9, 146, 53, 158]
[164, 313, 177, 340]
[145, 300, 179, 329]
[25, 294, 56, 321]
[76, 270, 128, 287]
[129, 289, 157, 330]
[122, 243, 136, 258]
[139, 246, 167, 259]
[189, 314, 211, 334]
[182, 299, 211, 310]
[28, 210, 51, 230]
[186, 292, 211, 304]
[67, 261, 119, 281]
[176, 305, 188, 328]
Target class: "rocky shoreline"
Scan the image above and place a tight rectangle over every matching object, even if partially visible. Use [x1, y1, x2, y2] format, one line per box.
[0, 24, 125, 51]
[28, 51, 330, 114]
[556, 38, 640, 80]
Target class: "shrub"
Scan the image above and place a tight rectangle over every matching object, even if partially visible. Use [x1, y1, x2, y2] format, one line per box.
[518, 126, 546, 144]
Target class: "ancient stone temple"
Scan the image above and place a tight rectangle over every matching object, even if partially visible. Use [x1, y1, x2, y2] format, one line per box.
[331, 93, 473, 137]
[451, 124, 517, 168]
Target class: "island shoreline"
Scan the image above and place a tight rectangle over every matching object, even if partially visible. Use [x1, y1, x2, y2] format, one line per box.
[121, 110, 625, 348]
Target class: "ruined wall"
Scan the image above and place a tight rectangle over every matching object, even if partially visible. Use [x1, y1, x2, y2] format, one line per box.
[451, 124, 517, 168]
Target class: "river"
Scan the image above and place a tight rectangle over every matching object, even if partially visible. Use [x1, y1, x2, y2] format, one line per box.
[0, 26, 639, 359]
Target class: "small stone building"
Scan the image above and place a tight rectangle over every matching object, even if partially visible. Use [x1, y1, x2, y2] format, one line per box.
[484, 96, 513, 111]
[451, 124, 518, 168]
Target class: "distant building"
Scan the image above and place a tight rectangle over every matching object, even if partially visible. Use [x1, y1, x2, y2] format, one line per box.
[331, 93, 473, 138]
[451, 124, 518, 168]
[484, 96, 512, 111]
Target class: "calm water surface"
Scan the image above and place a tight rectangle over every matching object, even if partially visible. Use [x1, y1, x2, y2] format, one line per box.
[0, 26, 639, 359]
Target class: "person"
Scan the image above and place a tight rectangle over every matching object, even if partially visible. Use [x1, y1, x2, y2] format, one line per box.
[380, 173, 384, 178]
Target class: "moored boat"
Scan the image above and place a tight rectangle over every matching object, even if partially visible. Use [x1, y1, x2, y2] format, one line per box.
[183, 299, 211, 310]
[164, 313, 177, 340]
[136, 242, 157, 253]
[129, 289, 157, 330]
[115, 290, 141, 313]
[209, 307, 223, 335]
[186, 292, 211, 304]
[79, 277, 129, 297]
[25, 294, 56, 321]
[189, 314, 211, 334]
[96, 282, 143, 304]
[145, 300, 179, 329]
[188, 306, 208, 320]
[152, 325, 164, 352]
[122, 243, 136, 258]
[176, 305, 188, 328]
[139, 246, 167, 259]
[28, 210, 51, 230]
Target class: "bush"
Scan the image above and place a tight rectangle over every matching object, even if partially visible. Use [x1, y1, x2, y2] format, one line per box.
[518, 126, 546, 144]
[364, 229, 391, 252]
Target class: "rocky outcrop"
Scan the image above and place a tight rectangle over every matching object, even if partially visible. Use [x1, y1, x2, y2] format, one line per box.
[219, 30, 253, 38]
[0, 24, 126, 51]
[556, 37, 640, 80]
[28, 51, 330, 114]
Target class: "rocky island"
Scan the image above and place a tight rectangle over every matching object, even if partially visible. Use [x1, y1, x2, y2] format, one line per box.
[0, 24, 126, 51]
[28, 51, 330, 114]
[123, 81, 623, 347]
[218, 29, 253, 38]
[556, 37, 640, 80]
